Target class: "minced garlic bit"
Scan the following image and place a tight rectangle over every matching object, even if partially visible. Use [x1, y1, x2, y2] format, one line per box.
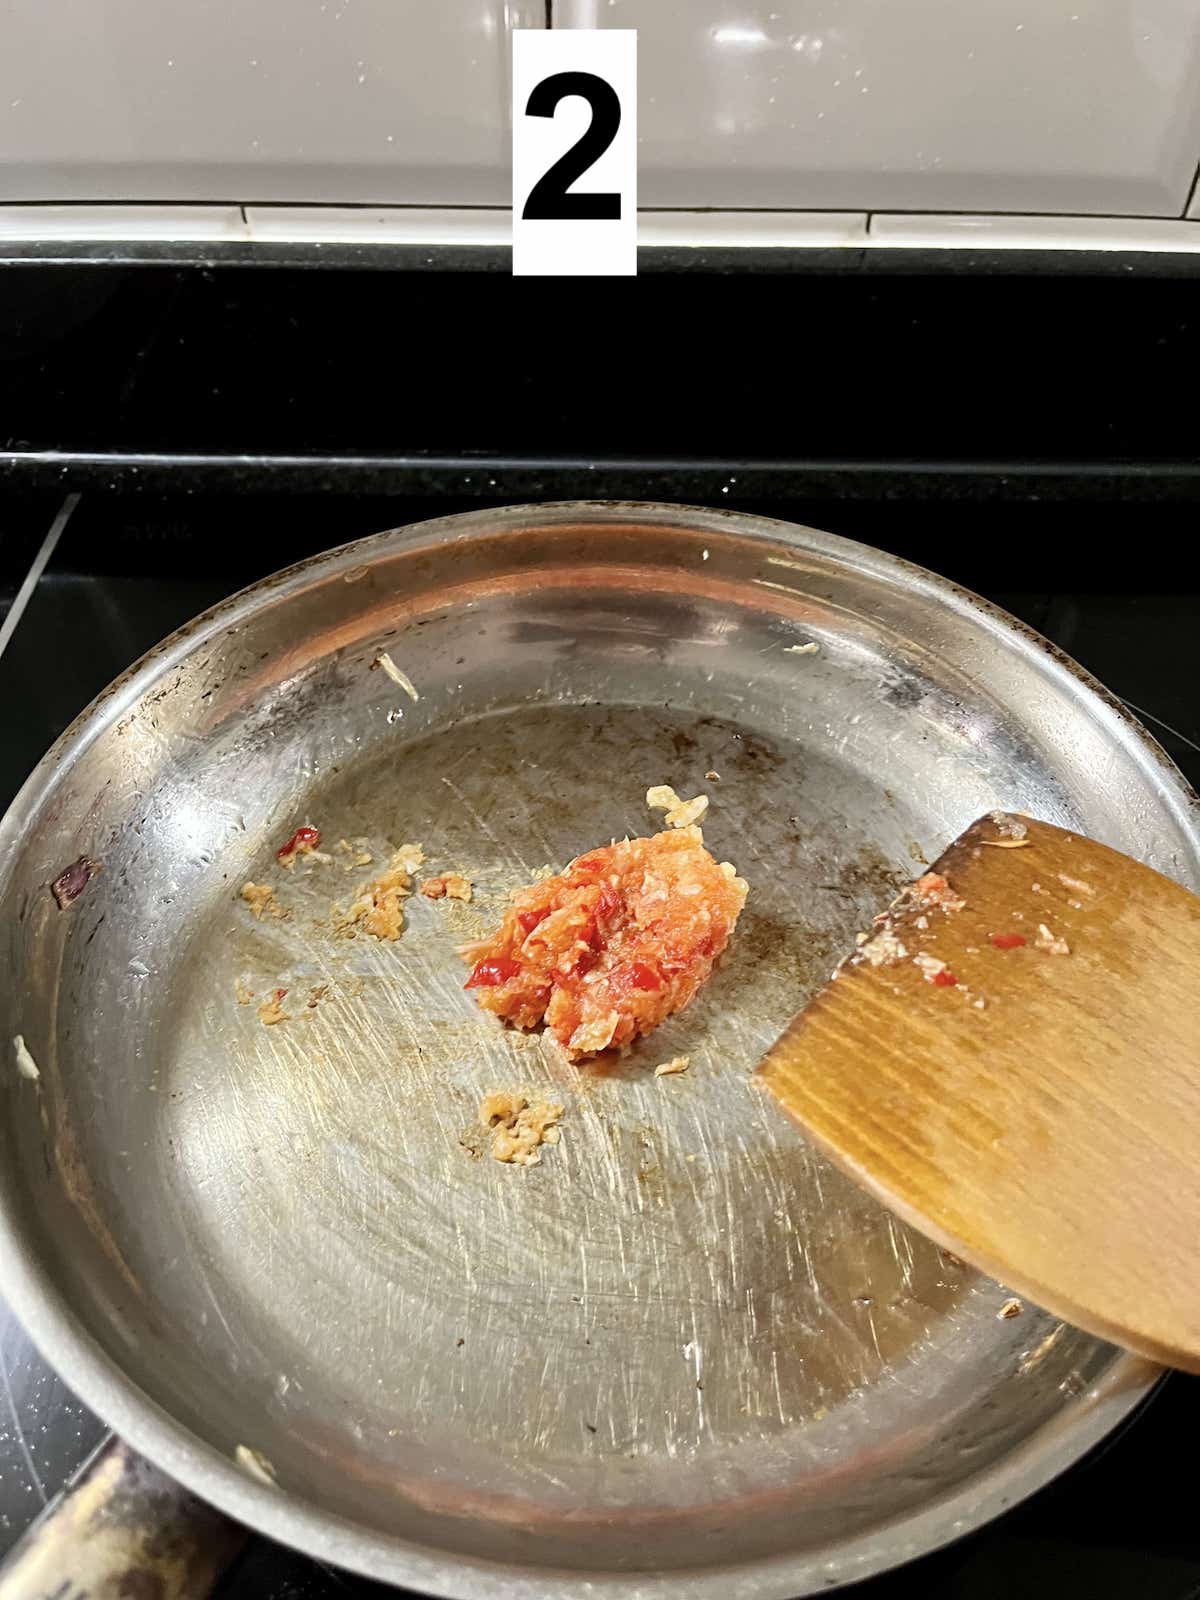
[334, 848, 419, 940]
[306, 984, 329, 1009]
[783, 640, 820, 656]
[914, 952, 948, 981]
[233, 977, 255, 1005]
[235, 1445, 277, 1486]
[12, 1035, 39, 1081]
[257, 989, 289, 1025]
[646, 785, 709, 830]
[479, 1093, 564, 1167]
[240, 882, 288, 921]
[1057, 872, 1096, 897]
[654, 1056, 690, 1077]
[913, 872, 966, 913]
[568, 1014, 620, 1055]
[421, 872, 473, 903]
[860, 927, 908, 967]
[998, 1297, 1024, 1320]
[372, 651, 420, 702]
[337, 838, 374, 868]
[986, 811, 1029, 840]
[1035, 922, 1070, 956]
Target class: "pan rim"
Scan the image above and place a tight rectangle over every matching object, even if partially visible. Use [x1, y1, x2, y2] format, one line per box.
[0, 499, 1189, 1597]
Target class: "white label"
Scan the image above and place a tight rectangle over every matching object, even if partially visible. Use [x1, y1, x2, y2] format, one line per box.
[512, 29, 636, 277]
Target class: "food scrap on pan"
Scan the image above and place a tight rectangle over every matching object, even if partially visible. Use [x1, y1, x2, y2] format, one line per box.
[240, 882, 289, 921]
[478, 1093, 564, 1167]
[257, 988, 289, 1026]
[372, 651, 420, 702]
[333, 845, 423, 940]
[646, 785, 709, 829]
[276, 825, 321, 868]
[460, 825, 747, 1061]
[654, 1055, 690, 1077]
[12, 1035, 39, 1081]
[235, 1445, 278, 1486]
[51, 855, 101, 909]
[421, 872, 473, 902]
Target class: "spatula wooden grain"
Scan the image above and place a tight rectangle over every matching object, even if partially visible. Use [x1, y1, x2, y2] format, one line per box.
[758, 813, 1200, 1371]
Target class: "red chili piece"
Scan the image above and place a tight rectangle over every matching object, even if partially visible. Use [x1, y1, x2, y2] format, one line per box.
[596, 885, 621, 922]
[277, 825, 321, 861]
[627, 962, 663, 990]
[989, 933, 1027, 949]
[517, 908, 548, 935]
[932, 969, 958, 987]
[50, 855, 100, 909]
[465, 957, 521, 989]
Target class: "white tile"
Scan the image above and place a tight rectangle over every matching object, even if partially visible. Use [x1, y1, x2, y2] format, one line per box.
[244, 206, 510, 244]
[0, 205, 246, 240]
[0, 1, 542, 206]
[869, 213, 1200, 252]
[559, 0, 1200, 217]
[639, 210, 867, 247]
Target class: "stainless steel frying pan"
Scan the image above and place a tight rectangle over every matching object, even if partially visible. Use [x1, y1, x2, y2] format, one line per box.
[0, 503, 1194, 1598]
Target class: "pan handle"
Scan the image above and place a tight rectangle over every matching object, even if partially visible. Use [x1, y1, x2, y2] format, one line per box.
[0, 1435, 248, 1599]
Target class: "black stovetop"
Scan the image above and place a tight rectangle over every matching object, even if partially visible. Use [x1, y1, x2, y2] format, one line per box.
[0, 484, 1197, 1599]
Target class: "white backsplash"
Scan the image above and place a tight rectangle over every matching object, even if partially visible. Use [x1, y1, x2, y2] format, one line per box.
[0, 0, 542, 205]
[1, 0, 1199, 218]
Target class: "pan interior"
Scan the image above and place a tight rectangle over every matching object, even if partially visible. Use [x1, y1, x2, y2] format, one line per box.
[0, 513, 1177, 1585]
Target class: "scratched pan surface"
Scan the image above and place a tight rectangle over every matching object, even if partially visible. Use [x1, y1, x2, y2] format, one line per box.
[0, 503, 1196, 1598]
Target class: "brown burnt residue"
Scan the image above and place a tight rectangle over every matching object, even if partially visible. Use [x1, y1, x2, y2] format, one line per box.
[51, 855, 101, 909]
[836, 842, 910, 903]
[45, 1097, 145, 1306]
[694, 717, 787, 777]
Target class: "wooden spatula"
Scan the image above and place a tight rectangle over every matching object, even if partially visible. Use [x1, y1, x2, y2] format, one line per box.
[758, 812, 1200, 1371]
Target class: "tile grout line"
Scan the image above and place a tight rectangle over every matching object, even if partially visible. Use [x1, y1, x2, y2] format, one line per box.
[0, 493, 80, 665]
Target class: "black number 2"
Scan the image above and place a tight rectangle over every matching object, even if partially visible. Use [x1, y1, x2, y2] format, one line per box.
[522, 71, 621, 221]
